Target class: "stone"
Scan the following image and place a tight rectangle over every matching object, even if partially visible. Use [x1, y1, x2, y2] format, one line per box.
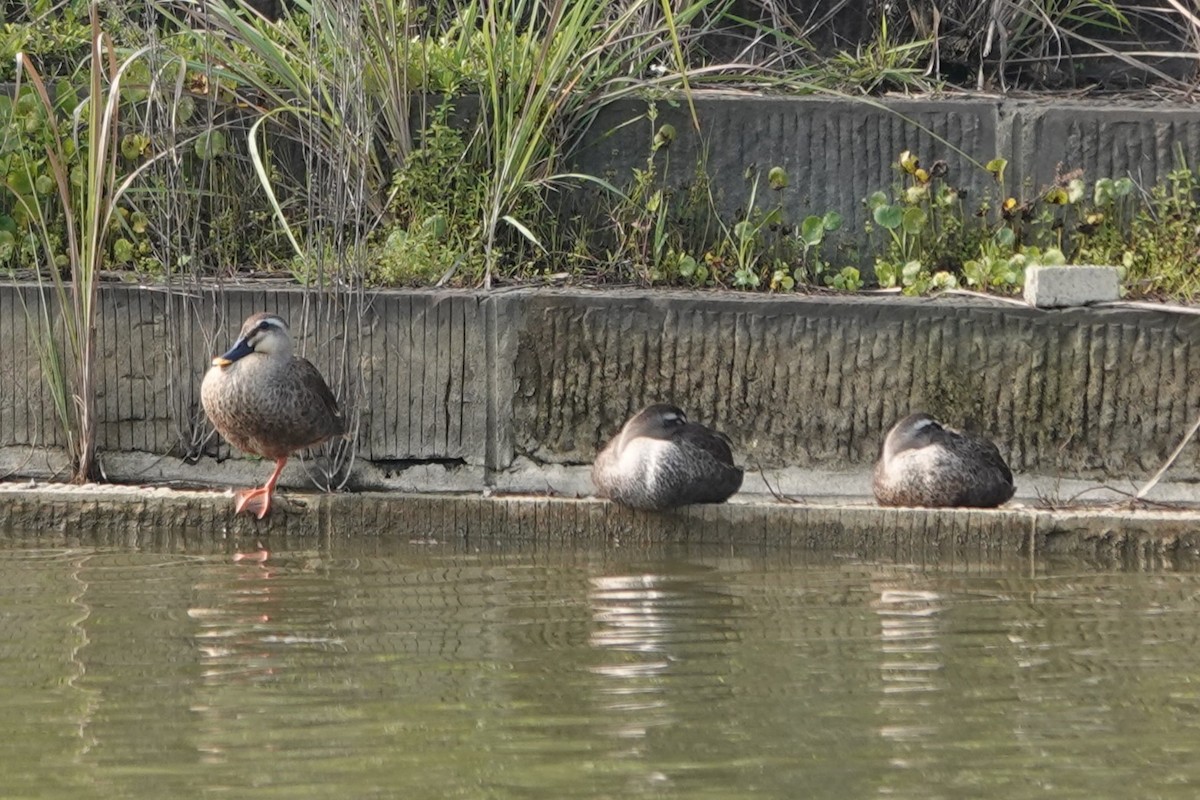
[1023, 265, 1121, 308]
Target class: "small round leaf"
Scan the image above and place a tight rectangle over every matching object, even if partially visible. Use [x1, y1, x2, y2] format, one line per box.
[873, 204, 903, 230]
[901, 206, 928, 234]
[800, 215, 825, 246]
[767, 166, 788, 190]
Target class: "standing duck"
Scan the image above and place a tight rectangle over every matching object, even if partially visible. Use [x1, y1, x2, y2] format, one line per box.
[873, 412, 1015, 508]
[592, 403, 743, 511]
[201, 312, 347, 519]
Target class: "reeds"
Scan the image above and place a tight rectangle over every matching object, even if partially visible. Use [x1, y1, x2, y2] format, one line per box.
[8, 6, 151, 481]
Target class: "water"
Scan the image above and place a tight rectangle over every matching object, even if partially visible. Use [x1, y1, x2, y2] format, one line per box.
[3, 530, 1200, 799]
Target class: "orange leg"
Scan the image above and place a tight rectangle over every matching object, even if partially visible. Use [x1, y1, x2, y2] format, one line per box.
[233, 457, 287, 520]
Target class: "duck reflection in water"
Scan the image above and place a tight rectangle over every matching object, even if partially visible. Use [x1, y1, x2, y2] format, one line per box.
[586, 566, 739, 749]
[871, 577, 945, 781]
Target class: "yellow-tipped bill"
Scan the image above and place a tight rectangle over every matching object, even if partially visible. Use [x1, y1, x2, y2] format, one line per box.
[212, 356, 233, 367]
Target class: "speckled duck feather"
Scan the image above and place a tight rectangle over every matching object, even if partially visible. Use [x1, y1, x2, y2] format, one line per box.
[873, 413, 1014, 508]
[593, 403, 743, 511]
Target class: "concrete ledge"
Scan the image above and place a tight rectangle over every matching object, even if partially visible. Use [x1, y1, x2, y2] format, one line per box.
[2, 483, 1197, 567]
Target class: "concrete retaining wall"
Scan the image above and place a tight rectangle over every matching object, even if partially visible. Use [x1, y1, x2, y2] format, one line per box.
[568, 95, 1200, 244]
[2, 283, 1197, 492]
[507, 290, 1200, 481]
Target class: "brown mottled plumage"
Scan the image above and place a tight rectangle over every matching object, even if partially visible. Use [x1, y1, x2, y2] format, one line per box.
[873, 413, 1014, 508]
[201, 313, 346, 518]
[592, 403, 743, 511]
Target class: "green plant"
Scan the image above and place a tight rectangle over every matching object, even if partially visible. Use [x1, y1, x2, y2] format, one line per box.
[601, 115, 808, 290]
[828, 12, 933, 94]
[1076, 165, 1200, 299]
[469, 0, 707, 285]
[605, 106, 686, 283]
[701, 163, 804, 290]
[159, 0, 733, 287]
[373, 99, 490, 285]
[155, 0, 414, 267]
[826, 266, 863, 291]
[798, 211, 843, 265]
[728, 168, 778, 276]
[6, 5, 154, 481]
[0, 1, 92, 82]
[674, 251, 709, 284]
[869, 151, 1023, 293]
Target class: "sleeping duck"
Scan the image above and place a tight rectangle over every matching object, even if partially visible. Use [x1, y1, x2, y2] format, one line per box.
[592, 403, 743, 511]
[873, 412, 1015, 508]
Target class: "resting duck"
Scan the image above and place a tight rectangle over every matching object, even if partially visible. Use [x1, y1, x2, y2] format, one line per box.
[873, 412, 1015, 508]
[592, 403, 743, 511]
[201, 312, 346, 519]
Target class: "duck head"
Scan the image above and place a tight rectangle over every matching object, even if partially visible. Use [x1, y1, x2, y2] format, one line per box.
[211, 313, 293, 368]
[621, 403, 688, 443]
[883, 412, 944, 459]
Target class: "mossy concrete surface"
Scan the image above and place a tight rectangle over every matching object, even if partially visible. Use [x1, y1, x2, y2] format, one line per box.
[1, 483, 1198, 568]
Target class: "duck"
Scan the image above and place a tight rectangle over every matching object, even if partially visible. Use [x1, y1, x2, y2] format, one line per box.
[873, 412, 1015, 508]
[592, 403, 743, 511]
[200, 312, 347, 519]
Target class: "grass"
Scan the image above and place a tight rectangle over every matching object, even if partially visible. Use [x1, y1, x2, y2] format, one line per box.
[4, 0, 1200, 298]
[7, 5, 152, 481]
[470, 0, 713, 285]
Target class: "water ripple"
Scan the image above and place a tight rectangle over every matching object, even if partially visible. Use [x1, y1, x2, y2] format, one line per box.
[2, 537, 1200, 798]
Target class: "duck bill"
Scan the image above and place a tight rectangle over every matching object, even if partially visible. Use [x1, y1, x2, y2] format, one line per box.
[212, 337, 254, 367]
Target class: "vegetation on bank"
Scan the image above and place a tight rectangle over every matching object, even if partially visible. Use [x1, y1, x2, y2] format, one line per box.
[1, 1, 1199, 295]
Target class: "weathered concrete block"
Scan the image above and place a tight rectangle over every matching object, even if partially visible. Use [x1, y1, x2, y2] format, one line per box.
[507, 289, 1200, 480]
[0, 285, 67, 449]
[2, 284, 495, 477]
[570, 94, 1000, 242]
[181, 287, 492, 465]
[1011, 101, 1200, 196]
[1023, 265, 1121, 308]
[3, 485, 1200, 565]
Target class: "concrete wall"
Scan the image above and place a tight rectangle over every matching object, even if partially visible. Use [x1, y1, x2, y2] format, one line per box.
[2, 283, 1197, 490]
[567, 95, 1200, 251]
[506, 290, 1200, 479]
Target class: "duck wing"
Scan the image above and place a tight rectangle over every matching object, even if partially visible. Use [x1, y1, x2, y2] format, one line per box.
[975, 437, 1013, 484]
[667, 424, 743, 504]
[672, 423, 736, 465]
[943, 426, 1015, 505]
[289, 357, 347, 440]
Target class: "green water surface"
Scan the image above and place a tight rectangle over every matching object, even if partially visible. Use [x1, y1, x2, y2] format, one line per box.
[1, 531, 1198, 798]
